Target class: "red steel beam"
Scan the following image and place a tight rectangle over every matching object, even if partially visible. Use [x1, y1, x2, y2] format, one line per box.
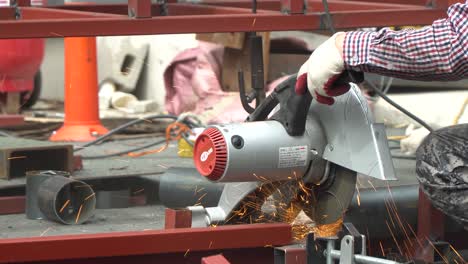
[0, 223, 292, 263]
[341, 0, 429, 5]
[52, 3, 163, 15]
[20, 7, 126, 19]
[0, 8, 446, 39]
[200, 0, 426, 11]
[169, 3, 274, 15]
[0, 196, 25, 215]
[0, 115, 24, 127]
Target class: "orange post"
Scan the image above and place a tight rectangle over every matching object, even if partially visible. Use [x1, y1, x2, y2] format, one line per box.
[50, 37, 108, 142]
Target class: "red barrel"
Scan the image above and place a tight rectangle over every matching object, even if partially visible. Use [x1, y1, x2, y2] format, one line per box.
[0, 39, 45, 93]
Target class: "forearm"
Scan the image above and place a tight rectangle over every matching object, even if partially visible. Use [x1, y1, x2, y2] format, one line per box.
[338, 2, 468, 81]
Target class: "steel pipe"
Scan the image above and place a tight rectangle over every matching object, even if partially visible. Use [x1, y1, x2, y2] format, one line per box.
[37, 174, 96, 224]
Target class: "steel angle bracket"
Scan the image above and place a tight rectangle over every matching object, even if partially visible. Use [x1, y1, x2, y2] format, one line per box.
[309, 84, 396, 181]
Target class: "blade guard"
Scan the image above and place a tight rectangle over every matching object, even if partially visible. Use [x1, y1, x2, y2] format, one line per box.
[248, 74, 396, 181]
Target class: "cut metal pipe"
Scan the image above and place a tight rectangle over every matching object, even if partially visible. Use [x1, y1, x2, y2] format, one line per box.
[37, 175, 96, 225]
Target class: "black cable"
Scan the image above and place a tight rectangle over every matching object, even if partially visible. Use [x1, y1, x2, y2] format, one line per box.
[82, 139, 166, 160]
[369, 84, 434, 132]
[392, 154, 417, 160]
[321, 0, 435, 133]
[0, 130, 11, 137]
[74, 114, 177, 152]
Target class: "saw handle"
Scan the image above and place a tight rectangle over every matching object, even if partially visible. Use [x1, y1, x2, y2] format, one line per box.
[247, 70, 364, 136]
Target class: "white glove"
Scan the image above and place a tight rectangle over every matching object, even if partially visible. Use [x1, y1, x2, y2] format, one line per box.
[295, 32, 348, 105]
[400, 125, 430, 155]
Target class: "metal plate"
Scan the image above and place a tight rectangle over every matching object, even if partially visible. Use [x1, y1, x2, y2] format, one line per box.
[309, 84, 397, 180]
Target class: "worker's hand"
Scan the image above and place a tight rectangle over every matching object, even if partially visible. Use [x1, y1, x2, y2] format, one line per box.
[295, 32, 347, 105]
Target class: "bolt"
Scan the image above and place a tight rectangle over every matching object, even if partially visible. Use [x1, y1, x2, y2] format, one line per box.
[328, 145, 334, 151]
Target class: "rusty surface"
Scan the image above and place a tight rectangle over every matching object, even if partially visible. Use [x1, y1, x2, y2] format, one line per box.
[165, 208, 192, 229]
[0, 223, 292, 263]
[0, 196, 25, 215]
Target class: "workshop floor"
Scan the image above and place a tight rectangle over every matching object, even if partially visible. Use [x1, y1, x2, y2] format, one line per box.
[0, 129, 418, 239]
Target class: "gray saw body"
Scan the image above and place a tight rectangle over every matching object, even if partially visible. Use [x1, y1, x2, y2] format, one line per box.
[189, 80, 396, 227]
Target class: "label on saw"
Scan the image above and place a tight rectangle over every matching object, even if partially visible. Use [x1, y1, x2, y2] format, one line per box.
[278, 146, 308, 168]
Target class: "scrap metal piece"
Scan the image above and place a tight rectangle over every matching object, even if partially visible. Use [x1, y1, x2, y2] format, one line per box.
[0, 137, 73, 180]
[309, 84, 396, 181]
[274, 244, 307, 264]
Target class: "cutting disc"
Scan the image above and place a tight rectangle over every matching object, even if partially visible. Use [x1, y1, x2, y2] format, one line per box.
[302, 163, 357, 225]
[223, 163, 356, 226]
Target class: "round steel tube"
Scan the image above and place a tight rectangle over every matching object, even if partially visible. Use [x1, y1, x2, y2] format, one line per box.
[26, 170, 70, 220]
[38, 175, 96, 225]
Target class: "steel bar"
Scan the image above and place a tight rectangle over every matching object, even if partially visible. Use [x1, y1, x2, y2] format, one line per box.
[0, 115, 24, 127]
[165, 208, 193, 229]
[0, 196, 25, 215]
[20, 7, 127, 19]
[0, 8, 446, 39]
[52, 3, 163, 15]
[274, 244, 307, 264]
[201, 0, 426, 10]
[0, 223, 292, 263]
[0, 137, 73, 179]
[329, 250, 401, 264]
[128, 0, 152, 18]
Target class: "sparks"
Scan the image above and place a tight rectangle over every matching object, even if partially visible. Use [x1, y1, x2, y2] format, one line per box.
[40, 227, 52, 237]
[59, 200, 70, 213]
[75, 204, 83, 224]
[84, 193, 96, 201]
[379, 241, 385, 256]
[449, 245, 466, 263]
[133, 188, 145, 195]
[367, 180, 377, 192]
[8, 156, 27, 160]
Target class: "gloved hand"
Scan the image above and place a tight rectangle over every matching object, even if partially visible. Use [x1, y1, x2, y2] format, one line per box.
[295, 32, 348, 105]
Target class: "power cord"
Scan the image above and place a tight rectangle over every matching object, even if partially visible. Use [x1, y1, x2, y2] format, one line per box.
[0, 130, 12, 137]
[74, 114, 178, 152]
[78, 114, 202, 159]
[82, 138, 166, 160]
[321, 0, 434, 133]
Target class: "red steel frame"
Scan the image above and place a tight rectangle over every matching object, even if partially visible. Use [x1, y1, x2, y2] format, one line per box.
[0, 223, 291, 263]
[0, 0, 453, 39]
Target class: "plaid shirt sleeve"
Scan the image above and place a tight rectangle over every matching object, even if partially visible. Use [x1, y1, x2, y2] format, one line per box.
[343, 1, 468, 81]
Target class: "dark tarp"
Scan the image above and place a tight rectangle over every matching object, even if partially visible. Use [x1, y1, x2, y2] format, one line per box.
[416, 124, 468, 229]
